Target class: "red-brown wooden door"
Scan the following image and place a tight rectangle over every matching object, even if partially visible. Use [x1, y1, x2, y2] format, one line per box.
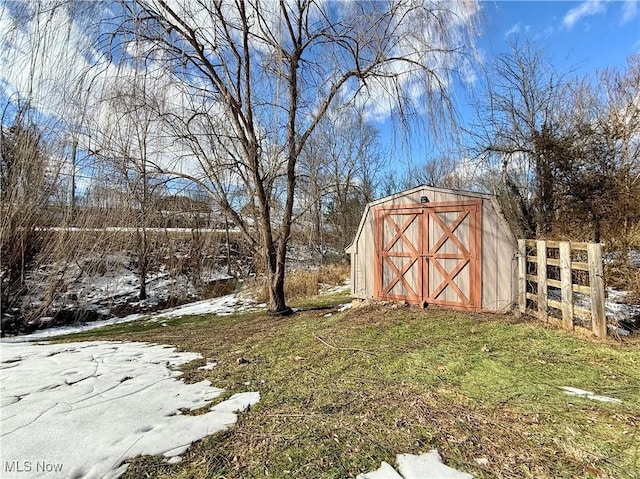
[374, 201, 482, 310]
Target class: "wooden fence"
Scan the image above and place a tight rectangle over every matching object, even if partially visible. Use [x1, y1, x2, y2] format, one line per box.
[518, 240, 606, 338]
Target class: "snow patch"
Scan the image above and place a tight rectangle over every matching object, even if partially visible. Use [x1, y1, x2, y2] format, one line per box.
[358, 461, 403, 479]
[1, 314, 147, 342]
[153, 293, 263, 319]
[358, 450, 474, 479]
[198, 361, 218, 370]
[0, 341, 260, 479]
[338, 302, 353, 312]
[562, 386, 622, 404]
[321, 281, 351, 295]
[544, 286, 639, 333]
[3, 292, 266, 343]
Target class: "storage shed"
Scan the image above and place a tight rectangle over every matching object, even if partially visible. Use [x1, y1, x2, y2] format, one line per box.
[345, 185, 518, 312]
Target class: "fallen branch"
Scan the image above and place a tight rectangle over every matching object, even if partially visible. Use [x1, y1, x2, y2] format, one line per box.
[315, 335, 377, 356]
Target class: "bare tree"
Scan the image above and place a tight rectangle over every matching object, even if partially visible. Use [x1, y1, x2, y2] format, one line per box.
[324, 111, 385, 251]
[554, 57, 640, 243]
[90, 63, 170, 300]
[102, 1, 479, 313]
[406, 156, 469, 189]
[0, 0, 95, 328]
[299, 107, 386, 254]
[469, 40, 570, 238]
[599, 56, 640, 245]
[0, 105, 54, 320]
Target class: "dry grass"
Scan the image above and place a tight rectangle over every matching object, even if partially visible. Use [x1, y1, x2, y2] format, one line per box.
[250, 263, 350, 303]
[318, 263, 350, 286]
[609, 223, 640, 251]
[285, 269, 321, 299]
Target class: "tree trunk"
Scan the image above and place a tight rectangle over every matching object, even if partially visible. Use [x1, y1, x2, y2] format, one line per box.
[312, 193, 322, 246]
[224, 216, 232, 276]
[264, 239, 291, 315]
[70, 138, 77, 222]
[138, 228, 148, 300]
[268, 272, 289, 314]
[502, 157, 535, 237]
[593, 213, 602, 243]
[535, 153, 554, 237]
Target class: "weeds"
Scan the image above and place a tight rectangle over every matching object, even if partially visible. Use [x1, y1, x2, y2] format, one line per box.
[318, 263, 350, 286]
[249, 263, 350, 303]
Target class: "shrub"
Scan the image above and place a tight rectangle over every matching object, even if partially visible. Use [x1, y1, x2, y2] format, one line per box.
[317, 263, 350, 286]
[248, 263, 350, 304]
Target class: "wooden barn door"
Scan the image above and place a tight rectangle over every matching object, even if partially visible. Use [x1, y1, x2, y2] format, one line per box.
[374, 207, 425, 303]
[375, 201, 482, 310]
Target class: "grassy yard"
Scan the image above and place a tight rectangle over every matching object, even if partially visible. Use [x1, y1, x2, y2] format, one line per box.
[59, 292, 640, 478]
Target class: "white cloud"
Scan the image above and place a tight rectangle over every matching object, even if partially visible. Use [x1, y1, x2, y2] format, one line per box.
[505, 23, 533, 38]
[0, 2, 103, 118]
[505, 22, 521, 37]
[563, 0, 606, 29]
[533, 25, 556, 41]
[621, 0, 639, 24]
[561, 0, 637, 31]
[345, 0, 481, 123]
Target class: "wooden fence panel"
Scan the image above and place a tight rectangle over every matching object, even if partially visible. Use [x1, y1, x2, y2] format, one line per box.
[588, 243, 607, 338]
[518, 239, 527, 315]
[559, 242, 573, 330]
[537, 240, 548, 321]
[518, 240, 606, 338]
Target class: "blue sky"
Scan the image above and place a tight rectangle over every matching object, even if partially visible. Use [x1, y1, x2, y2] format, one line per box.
[390, 0, 640, 169]
[1, 0, 636, 186]
[482, 0, 639, 75]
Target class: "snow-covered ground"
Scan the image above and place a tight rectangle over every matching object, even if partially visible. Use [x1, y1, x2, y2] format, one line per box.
[543, 287, 640, 336]
[56, 262, 232, 315]
[0, 283, 349, 479]
[1, 292, 267, 342]
[604, 289, 640, 335]
[0, 341, 259, 479]
[604, 249, 640, 267]
[4, 248, 238, 335]
[152, 293, 266, 319]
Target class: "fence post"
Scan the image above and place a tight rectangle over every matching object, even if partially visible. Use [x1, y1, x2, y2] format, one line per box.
[518, 239, 526, 315]
[537, 240, 548, 322]
[587, 243, 606, 338]
[559, 242, 574, 331]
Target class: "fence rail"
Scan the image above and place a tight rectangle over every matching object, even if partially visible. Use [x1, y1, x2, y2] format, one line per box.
[518, 240, 606, 338]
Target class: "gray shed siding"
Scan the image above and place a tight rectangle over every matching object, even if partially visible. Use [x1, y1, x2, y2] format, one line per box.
[346, 185, 517, 312]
